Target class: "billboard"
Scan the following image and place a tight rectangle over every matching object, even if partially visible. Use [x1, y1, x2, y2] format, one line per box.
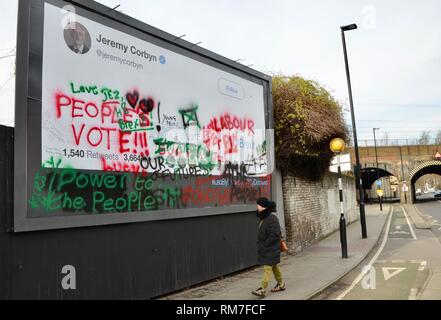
[14, 0, 274, 232]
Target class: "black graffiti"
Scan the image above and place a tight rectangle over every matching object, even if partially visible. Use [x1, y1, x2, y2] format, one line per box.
[179, 106, 200, 129]
[223, 162, 248, 185]
[149, 166, 211, 182]
[140, 156, 167, 171]
[230, 184, 261, 203]
[139, 98, 155, 114]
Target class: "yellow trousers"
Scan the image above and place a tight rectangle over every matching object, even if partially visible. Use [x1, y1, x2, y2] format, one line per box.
[261, 265, 283, 289]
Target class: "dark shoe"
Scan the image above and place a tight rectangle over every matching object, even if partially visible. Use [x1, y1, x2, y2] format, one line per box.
[271, 283, 286, 292]
[251, 287, 266, 298]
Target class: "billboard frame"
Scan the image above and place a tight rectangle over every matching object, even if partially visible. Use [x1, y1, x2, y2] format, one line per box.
[14, 0, 275, 232]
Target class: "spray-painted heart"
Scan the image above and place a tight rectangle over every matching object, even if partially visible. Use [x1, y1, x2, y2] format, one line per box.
[139, 98, 155, 114]
[126, 91, 140, 109]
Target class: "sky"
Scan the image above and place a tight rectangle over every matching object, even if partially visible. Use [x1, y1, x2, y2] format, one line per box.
[1, 0, 441, 142]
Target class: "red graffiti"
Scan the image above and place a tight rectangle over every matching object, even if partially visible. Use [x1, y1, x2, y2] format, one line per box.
[122, 108, 151, 128]
[55, 93, 120, 124]
[181, 185, 268, 207]
[139, 98, 155, 114]
[55, 92, 152, 154]
[126, 91, 140, 109]
[205, 114, 255, 134]
[72, 124, 85, 146]
[223, 132, 238, 154]
[124, 90, 157, 126]
[193, 176, 216, 187]
[101, 158, 143, 173]
[119, 130, 150, 157]
[203, 129, 238, 155]
[181, 185, 223, 206]
[203, 129, 222, 150]
[71, 124, 117, 150]
[181, 175, 271, 207]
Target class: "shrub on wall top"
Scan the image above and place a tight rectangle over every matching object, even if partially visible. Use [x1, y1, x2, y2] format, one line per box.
[273, 75, 349, 181]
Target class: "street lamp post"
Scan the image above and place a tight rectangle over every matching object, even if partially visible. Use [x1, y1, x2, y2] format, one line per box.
[341, 24, 368, 239]
[373, 128, 382, 211]
[330, 138, 348, 259]
[365, 163, 370, 203]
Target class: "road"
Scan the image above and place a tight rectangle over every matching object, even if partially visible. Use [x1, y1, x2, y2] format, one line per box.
[416, 192, 438, 202]
[415, 199, 441, 239]
[313, 200, 441, 300]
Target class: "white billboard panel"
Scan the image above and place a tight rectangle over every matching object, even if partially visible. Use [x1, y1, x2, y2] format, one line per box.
[42, 3, 267, 176]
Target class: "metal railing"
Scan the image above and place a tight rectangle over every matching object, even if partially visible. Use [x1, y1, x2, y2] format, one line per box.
[349, 138, 441, 147]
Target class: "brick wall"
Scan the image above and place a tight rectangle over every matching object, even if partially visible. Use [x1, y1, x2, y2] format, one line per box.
[282, 172, 357, 253]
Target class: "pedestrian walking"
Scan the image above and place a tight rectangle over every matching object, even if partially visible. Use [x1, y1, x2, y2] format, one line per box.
[252, 197, 286, 298]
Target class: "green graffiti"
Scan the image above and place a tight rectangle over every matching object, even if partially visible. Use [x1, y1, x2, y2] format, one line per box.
[179, 105, 200, 128]
[62, 193, 87, 210]
[40, 189, 63, 212]
[28, 194, 40, 209]
[153, 138, 217, 173]
[70, 82, 123, 103]
[91, 187, 182, 214]
[33, 172, 46, 192]
[134, 176, 154, 191]
[154, 137, 174, 155]
[198, 158, 217, 172]
[29, 157, 64, 211]
[43, 156, 62, 169]
[118, 117, 154, 133]
[100, 87, 121, 102]
[70, 82, 99, 95]
[257, 141, 267, 157]
[162, 187, 182, 209]
[29, 159, 185, 214]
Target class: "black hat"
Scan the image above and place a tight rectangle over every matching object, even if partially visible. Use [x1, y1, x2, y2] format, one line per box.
[257, 197, 271, 208]
[256, 198, 276, 212]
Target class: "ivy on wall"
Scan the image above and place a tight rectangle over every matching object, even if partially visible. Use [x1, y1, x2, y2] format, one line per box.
[273, 75, 349, 181]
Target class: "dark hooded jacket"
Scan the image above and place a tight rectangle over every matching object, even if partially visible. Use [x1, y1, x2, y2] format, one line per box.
[257, 209, 281, 266]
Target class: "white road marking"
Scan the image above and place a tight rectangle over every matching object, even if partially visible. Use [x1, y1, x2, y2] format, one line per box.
[390, 231, 409, 235]
[383, 267, 406, 281]
[391, 260, 406, 264]
[418, 261, 427, 271]
[409, 288, 418, 300]
[410, 260, 424, 264]
[395, 226, 402, 230]
[401, 206, 418, 240]
[335, 210, 394, 300]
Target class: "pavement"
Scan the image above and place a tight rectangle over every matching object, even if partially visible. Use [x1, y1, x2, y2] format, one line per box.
[160, 204, 391, 300]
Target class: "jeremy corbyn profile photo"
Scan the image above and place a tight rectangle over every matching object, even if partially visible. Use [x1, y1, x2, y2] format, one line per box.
[64, 22, 91, 55]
